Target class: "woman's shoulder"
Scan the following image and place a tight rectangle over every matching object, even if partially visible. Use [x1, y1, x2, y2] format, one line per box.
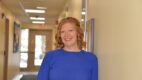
[81, 50, 98, 61]
[45, 48, 62, 55]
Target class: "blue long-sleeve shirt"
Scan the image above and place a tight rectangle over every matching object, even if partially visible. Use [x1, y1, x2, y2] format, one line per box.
[37, 48, 98, 80]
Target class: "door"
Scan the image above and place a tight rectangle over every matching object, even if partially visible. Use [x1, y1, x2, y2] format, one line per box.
[4, 18, 9, 80]
[21, 29, 53, 71]
[0, 14, 8, 80]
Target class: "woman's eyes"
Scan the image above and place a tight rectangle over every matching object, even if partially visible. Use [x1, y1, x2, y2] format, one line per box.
[61, 31, 65, 33]
[69, 30, 74, 32]
[61, 30, 75, 33]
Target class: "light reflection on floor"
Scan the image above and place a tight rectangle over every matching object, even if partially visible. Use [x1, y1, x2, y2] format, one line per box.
[12, 72, 38, 80]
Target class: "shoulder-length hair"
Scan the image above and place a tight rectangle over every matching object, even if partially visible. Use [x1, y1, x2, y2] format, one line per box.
[55, 17, 85, 49]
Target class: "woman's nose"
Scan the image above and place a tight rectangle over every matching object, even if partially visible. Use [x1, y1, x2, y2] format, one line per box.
[64, 31, 70, 36]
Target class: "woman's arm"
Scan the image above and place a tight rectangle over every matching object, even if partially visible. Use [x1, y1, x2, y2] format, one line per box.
[37, 51, 53, 80]
[91, 55, 98, 80]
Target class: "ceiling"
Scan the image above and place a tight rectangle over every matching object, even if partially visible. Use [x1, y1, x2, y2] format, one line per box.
[1, 0, 67, 24]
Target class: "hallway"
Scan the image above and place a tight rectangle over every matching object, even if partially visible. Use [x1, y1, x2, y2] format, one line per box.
[1, 0, 86, 80]
[1, 0, 142, 80]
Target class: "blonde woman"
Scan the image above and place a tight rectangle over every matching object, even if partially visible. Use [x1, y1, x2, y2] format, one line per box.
[37, 17, 98, 80]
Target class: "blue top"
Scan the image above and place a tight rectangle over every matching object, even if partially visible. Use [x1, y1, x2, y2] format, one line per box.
[37, 48, 98, 80]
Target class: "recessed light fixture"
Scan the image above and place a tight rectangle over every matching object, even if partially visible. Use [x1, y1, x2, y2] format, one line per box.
[81, 19, 84, 22]
[36, 7, 47, 9]
[30, 17, 45, 20]
[25, 9, 45, 13]
[32, 21, 45, 24]
[81, 11, 86, 15]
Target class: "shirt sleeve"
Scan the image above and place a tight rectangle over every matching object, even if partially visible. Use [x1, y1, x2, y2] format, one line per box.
[37, 51, 53, 80]
[91, 55, 98, 80]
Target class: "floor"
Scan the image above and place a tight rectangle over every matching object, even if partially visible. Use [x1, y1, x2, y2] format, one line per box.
[12, 72, 38, 80]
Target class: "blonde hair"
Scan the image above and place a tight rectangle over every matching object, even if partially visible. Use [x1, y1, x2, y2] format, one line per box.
[55, 17, 85, 49]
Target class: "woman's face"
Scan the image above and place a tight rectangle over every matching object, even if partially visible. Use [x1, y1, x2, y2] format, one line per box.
[60, 22, 78, 48]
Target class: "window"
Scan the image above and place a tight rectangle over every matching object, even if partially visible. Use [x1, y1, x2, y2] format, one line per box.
[34, 35, 46, 66]
[20, 29, 29, 68]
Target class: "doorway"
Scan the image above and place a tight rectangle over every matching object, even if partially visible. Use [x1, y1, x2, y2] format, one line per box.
[20, 29, 53, 72]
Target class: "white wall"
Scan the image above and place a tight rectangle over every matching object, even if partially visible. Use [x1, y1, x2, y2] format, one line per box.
[0, 2, 20, 80]
[88, 0, 142, 80]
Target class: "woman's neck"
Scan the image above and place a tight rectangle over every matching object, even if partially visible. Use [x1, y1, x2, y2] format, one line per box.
[63, 46, 80, 52]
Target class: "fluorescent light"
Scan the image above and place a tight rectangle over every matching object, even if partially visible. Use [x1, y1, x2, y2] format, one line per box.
[25, 9, 45, 13]
[36, 7, 47, 9]
[81, 19, 84, 22]
[32, 21, 45, 24]
[81, 11, 86, 15]
[30, 17, 45, 20]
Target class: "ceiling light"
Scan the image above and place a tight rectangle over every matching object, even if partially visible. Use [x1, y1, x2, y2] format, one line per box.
[25, 9, 45, 13]
[32, 21, 45, 24]
[81, 19, 84, 22]
[30, 17, 45, 20]
[36, 7, 47, 9]
[81, 11, 86, 15]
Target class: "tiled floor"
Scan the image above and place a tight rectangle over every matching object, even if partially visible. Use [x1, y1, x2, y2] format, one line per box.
[12, 72, 38, 80]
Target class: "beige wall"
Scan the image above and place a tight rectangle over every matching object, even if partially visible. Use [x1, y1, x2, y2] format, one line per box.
[0, 2, 20, 80]
[88, 0, 142, 80]
[0, 3, 5, 80]
[59, 0, 82, 21]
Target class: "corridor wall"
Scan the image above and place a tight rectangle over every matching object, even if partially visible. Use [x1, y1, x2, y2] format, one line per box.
[88, 0, 142, 80]
[0, 3, 5, 80]
[0, 2, 21, 80]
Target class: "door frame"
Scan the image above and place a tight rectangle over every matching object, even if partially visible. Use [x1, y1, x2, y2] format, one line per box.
[3, 18, 9, 80]
[20, 29, 53, 72]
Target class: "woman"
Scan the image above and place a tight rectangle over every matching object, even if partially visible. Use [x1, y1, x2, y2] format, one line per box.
[37, 17, 98, 80]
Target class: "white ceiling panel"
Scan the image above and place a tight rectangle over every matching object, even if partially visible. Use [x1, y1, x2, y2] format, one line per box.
[1, 0, 67, 24]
